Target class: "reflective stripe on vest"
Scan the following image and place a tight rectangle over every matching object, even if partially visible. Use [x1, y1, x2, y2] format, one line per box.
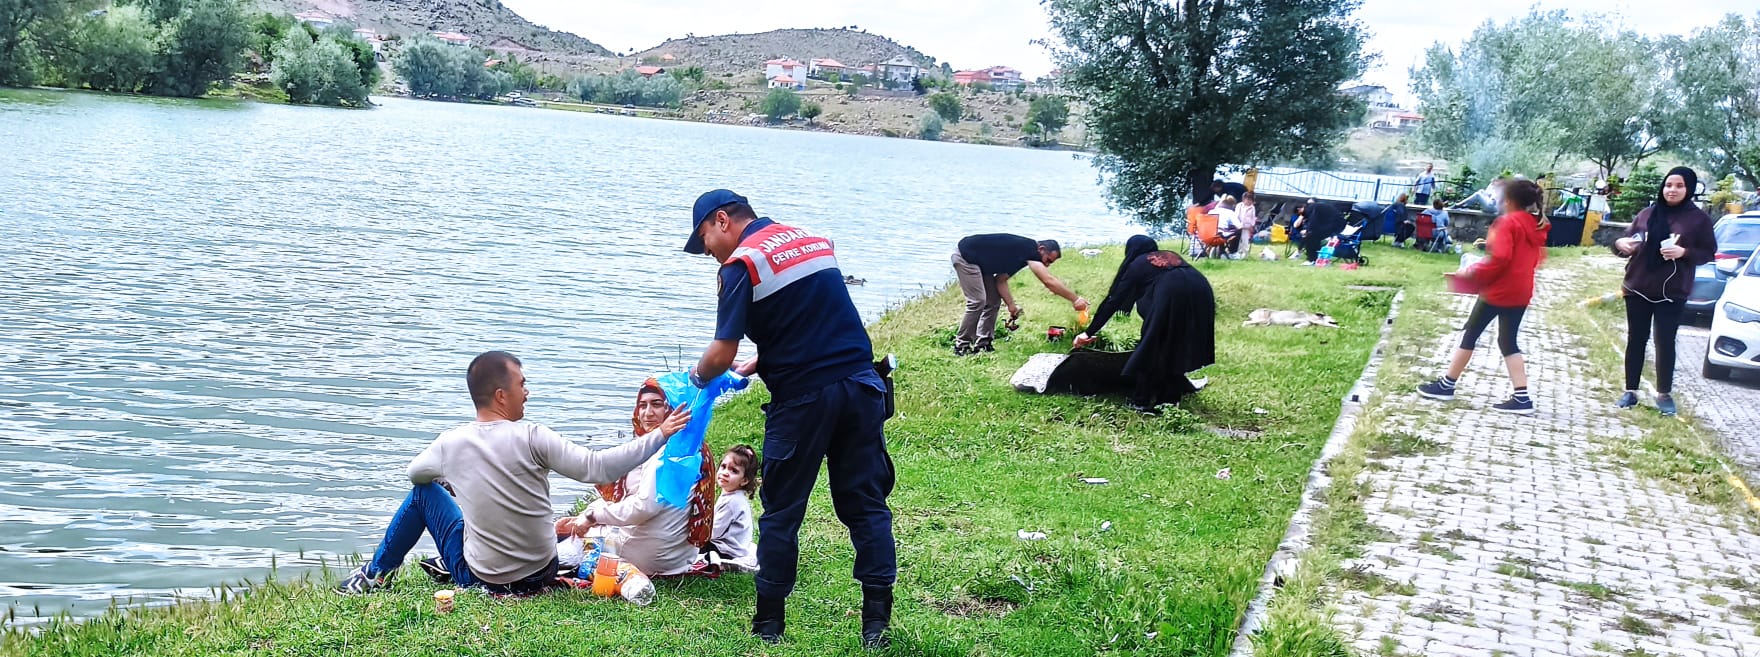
[730, 223, 839, 302]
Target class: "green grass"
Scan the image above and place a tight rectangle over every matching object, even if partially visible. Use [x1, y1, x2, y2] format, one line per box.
[1, 242, 1457, 656]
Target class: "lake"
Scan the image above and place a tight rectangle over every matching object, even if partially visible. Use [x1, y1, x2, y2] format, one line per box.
[0, 89, 1135, 623]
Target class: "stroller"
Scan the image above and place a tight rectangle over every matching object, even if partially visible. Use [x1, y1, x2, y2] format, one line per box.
[1414, 212, 1453, 253]
[1331, 220, 1367, 265]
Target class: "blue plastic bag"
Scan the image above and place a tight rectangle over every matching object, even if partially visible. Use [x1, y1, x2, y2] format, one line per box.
[653, 370, 749, 508]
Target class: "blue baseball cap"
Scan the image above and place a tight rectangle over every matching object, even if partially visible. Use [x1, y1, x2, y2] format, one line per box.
[685, 189, 748, 254]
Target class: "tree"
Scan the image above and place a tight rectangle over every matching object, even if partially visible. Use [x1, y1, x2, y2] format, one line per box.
[152, 0, 252, 97]
[1410, 10, 1665, 178]
[1661, 13, 1760, 187]
[270, 29, 368, 106]
[68, 5, 159, 92]
[800, 101, 822, 124]
[1024, 94, 1069, 142]
[394, 36, 460, 97]
[324, 27, 380, 91]
[248, 12, 297, 70]
[1046, 0, 1367, 223]
[918, 112, 943, 140]
[1, 0, 79, 86]
[760, 87, 800, 121]
[928, 91, 961, 122]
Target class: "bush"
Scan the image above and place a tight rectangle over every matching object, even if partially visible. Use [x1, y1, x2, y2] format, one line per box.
[760, 88, 801, 121]
[68, 5, 159, 93]
[570, 69, 683, 108]
[1611, 163, 1664, 221]
[928, 91, 962, 122]
[394, 36, 513, 100]
[270, 30, 369, 106]
[801, 101, 822, 123]
[919, 112, 944, 140]
[153, 0, 253, 97]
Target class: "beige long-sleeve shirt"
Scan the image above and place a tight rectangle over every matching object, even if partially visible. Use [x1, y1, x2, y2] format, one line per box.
[584, 454, 695, 577]
[407, 420, 666, 584]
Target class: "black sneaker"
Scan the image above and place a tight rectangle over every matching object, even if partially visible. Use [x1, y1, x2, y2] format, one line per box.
[335, 566, 386, 595]
[953, 345, 970, 357]
[1615, 391, 1639, 409]
[974, 342, 996, 353]
[418, 557, 452, 584]
[1657, 394, 1678, 417]
[1416, 378, 1456, 401]
[1493, 395, 1535, 415]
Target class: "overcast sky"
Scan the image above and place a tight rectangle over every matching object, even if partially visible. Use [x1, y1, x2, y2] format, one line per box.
[505, 0, 1753, 101]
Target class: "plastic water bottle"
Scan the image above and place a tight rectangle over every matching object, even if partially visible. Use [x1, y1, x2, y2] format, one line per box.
[619, 571, 656, 606]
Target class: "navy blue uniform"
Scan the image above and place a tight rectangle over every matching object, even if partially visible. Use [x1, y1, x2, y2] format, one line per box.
[716, 218, 896, 600]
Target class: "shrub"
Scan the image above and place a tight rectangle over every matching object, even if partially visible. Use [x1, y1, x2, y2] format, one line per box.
[919, 112, 944, 140]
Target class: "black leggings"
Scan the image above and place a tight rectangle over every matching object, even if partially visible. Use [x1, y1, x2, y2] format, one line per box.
[1459, 300, 1527, 356]
[1625, 298, 1685, 394]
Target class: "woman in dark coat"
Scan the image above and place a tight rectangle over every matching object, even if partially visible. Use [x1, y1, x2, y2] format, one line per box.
[1612, 166, 1718, 416]
[1074, 236, 1217, 412]
[1295, 199, 1346, 264]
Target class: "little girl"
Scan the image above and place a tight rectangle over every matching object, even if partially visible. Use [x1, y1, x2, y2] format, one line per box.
[1417, 179, 1550, 414]
[705, 445, 760, 572]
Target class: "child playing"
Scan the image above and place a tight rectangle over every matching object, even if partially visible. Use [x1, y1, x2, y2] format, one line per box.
[1419, 198, 1453, 253]
[704, 445, 760, 572]
[1417, 179, 1550, 414]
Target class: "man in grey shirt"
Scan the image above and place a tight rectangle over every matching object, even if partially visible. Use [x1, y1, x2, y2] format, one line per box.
[336, 351, 689, 595]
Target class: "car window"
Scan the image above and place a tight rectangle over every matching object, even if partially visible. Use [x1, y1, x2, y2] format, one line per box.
[1749, 248, 1760, 276]
[1715, 221, 1760, 249]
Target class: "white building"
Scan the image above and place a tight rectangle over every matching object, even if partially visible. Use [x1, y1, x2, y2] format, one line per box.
[294, 11, 334, 29]
[809, 58, 848, 79]
[879, 56, 920, 87]
[764, 59, 808, 90]
[432, 31, 473, 48]
[1343, 84, 1397, 108]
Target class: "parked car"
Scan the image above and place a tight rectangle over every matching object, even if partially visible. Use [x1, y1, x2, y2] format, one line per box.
[1688, 213, 1760, 316]
[1704, 245, 1760, 380]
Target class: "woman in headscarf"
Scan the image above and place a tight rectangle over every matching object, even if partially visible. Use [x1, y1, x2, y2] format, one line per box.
[1073, 236, 1217, 413]
[1612, 166, 1718, 416]
[570, 379, 718, 577]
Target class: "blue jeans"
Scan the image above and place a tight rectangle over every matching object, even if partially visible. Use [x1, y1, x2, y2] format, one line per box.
[755, 373, 896, 599]
[365, 482, 478, 587]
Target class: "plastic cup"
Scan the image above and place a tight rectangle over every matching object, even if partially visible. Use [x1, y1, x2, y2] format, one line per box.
[433, 589, 455, 614]
[592, 556, 620, 597]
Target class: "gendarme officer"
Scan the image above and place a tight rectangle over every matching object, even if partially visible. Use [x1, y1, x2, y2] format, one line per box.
[683, 190, 896, 649]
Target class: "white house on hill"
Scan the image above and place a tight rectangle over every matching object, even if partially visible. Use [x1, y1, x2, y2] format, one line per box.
[879, 56, 919, 86]
[764, 59, 808, 90]
[294, 11, 334, 29]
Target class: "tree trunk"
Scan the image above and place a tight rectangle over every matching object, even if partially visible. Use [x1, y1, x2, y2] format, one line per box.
[1188, 166, 1215, 207]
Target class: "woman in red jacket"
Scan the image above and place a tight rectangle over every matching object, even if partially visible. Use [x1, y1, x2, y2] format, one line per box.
[1417, 179, 1550, 414]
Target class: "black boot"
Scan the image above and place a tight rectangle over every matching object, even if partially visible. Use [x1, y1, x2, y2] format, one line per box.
[751, 595, 785, 644]
[860, 585, 892, 649]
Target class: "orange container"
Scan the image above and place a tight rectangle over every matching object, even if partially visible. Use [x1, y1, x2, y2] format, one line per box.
[592, 556, 621, 597]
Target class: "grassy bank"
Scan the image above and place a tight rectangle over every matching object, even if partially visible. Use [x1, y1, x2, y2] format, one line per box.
[4, 243, 1457, 656]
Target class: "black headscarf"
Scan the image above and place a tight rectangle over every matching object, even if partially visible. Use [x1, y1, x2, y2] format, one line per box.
[1641, 166, 1699, 270]
[1108, 236, 1159, 312]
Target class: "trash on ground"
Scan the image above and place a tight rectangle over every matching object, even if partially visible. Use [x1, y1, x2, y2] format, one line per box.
[1080, 477, 1109, 485]
[1017, 529, 1048, 541]
[1253, 407, 1269, 415]
[1100, 520, 1113, 532]
[1215, 467, 1232, 480]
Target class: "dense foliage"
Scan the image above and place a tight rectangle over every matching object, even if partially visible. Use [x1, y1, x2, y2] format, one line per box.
[393, 36, 511, 101]
[1046, 0, 1370, 225]
[1412, 10, 1760, 186]
[568, 68, 682, 108]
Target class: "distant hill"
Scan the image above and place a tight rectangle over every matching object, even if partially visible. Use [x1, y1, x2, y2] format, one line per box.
[254, 0, 612, 57]
[635, 28, 940, 75]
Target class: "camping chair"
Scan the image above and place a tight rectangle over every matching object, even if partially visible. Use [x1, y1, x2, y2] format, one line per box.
[1414, 213, 1452, 253]
[1189, 207, 1229, 258]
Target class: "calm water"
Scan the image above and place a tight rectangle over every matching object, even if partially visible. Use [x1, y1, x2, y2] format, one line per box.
[0, 89, 1134, 622]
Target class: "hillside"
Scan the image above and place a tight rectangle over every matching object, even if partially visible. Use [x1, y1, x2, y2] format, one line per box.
[254, 0, 612, 57]
[635, 28, 939, 75]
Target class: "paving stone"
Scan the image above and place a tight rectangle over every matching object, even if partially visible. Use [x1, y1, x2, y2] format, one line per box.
[1307, 264, 1760, 656]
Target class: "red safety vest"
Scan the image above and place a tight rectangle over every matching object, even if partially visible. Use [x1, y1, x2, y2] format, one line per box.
[729, 222, 840, 302]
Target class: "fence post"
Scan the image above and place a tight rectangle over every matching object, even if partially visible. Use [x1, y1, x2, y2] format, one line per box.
[1373, 180, 1382, 203]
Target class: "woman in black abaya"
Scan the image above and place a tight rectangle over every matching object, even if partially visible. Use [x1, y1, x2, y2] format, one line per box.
[1074, 236, 1217, 412]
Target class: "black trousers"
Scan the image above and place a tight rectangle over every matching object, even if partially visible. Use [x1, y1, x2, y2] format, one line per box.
[1459, 300, 1527, 356]
[1624, 298, 1685, 394]
[755, 374, 896, 600]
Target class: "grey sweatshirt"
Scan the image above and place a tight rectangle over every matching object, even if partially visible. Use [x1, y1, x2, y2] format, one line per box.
[407, 420, 667, 584]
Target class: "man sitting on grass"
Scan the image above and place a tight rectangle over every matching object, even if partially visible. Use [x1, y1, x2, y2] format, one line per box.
[336, 351, 690, 596]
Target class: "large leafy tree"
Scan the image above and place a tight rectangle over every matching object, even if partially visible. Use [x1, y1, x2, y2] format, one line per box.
[0, 0, 80, 85]
[1661, 13, 1760, 187]
[1410, 10, 1664, 177]
[1045, 0, 1369, 223]
[69, 4, 159, 92]
[393, 36, 461, 97]
[152, 0, 251, 97]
